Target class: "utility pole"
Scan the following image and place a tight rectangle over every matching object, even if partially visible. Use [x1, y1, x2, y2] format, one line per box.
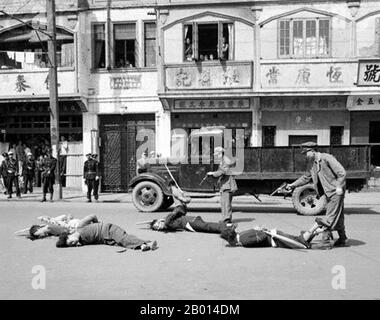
[46, 0, 62, 199]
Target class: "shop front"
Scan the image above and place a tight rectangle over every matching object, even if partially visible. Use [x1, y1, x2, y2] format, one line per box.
[260, 96, 349, 147]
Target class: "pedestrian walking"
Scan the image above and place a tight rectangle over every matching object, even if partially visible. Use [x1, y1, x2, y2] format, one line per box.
[207, 147, 237, 223]
[83, 153, 99, 202]
[286, 142, 348, 247]
[41, 148, 57, 202]
[22, 153, 35, 194]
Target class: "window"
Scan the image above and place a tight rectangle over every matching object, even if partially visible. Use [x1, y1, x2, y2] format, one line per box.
[279, 18, 330, 58]
[144, 22, 156, 67]
[330, 126, 344, 145]
[262, 126, 276, 147]
[289, 135, 317, 146]
[114, 23, 136, 68]
[0, 25, 74, 70]
[184, 22, 233, 61]
[92, 24, 106, 69]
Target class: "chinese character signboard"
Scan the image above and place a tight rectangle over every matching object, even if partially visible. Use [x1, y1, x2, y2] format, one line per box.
[174, 99, 250, 110]
[261, 97, 346, 111]
[347, 95, 380, 111]
[357, 60, 380, 86]
[110, 75, 142, 89]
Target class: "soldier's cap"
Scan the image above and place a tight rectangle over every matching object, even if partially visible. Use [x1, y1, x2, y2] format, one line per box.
[213, 146, 225, 155]
[301, 141, 318, 154]
[27, 152, 33, 157]
[8, 150, 14, 155]
[86, 153, 92, 157]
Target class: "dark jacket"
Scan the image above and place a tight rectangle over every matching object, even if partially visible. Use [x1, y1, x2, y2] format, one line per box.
[83, 159, 99, 180]
[292, 152, 346, 198]
[41, 156, 57, 180]
[1, 158, 19, 177]
[23, 159, 36, 176]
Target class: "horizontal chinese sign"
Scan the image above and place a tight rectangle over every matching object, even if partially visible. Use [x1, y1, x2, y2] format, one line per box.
[110, 75, 142, 89]
[0, 70, 76, 97]
[347, 95, 380, 111]
[261, 62, 357, 89]
[165, 61, 253, 90]
[357, 60, 380, 86]
[261, 96, 347, 111]
[174, 99, 250, 110]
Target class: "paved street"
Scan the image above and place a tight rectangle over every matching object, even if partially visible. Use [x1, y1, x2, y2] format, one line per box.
[1, 192, 380, 300]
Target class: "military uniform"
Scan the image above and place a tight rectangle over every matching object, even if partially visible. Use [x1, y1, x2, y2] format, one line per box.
[22, 156, 36, 194]
[41, 154, 57, 202]
[83, 154, 99, 202]
[2, 153, 21, 198]
[92, 154, 100, 201]
[209, 147, 237, 223]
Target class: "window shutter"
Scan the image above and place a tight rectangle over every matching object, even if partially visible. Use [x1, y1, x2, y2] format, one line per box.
[114, 24, 136, 40]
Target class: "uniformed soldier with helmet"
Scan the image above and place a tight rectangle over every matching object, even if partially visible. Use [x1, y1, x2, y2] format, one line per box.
[41, 148, 57, 202]
[2, 150, 21, 199]
[91, 153, 100, 202]
[1, 152, 9, 195]
[83, 153, 100, 202]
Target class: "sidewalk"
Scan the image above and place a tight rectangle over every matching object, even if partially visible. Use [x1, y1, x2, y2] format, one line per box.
[1, 187, 380, 206]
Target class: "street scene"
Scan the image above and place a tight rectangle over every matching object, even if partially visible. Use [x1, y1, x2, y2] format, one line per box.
[1, 0, 380, 302]
[1, 191, 380, 300]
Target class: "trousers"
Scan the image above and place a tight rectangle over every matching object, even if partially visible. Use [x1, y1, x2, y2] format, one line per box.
[322, 193, 346, 240]
[104, 224, 147, 249]
[189, 216, 228, 233]
[86, 179, 99, 200]
[220, 191, 233, 222]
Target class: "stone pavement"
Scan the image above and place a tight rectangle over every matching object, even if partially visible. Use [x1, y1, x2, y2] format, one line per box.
[1, 186, 379, 206]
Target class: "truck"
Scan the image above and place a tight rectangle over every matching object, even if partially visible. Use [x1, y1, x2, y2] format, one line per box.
[129, 127, 371, 216]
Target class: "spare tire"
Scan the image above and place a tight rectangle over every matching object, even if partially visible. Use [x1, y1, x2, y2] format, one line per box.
[132, 181, 164, 212]
[292, 184, 327, 216]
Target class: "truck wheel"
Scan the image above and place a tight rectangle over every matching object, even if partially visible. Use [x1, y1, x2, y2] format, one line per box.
[160, 196, 174, 210]
[132, 181, 164, 212]
[292, 184, 327, 216]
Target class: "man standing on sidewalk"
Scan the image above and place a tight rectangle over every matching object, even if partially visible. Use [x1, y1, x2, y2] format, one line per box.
[22, 153, 35, 194]
[92, 153, 101, 202]
[207, 147, 237, 223]
[286, 142, 348, 247]
[83, 153, 99, 203]
[3, 151, 21, 199]
[41, 148, 57, 202]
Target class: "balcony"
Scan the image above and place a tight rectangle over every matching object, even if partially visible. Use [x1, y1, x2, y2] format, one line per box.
[163, 60, 253, 94]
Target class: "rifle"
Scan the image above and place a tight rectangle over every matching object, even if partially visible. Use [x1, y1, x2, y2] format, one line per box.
[199, 174, 209, 186]
[270, 182, 292, 197]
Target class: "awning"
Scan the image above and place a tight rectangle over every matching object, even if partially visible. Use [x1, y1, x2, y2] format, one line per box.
[0, 29, 73, 43]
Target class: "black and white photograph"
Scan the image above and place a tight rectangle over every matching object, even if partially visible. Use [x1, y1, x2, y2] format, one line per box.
[1, 0, 380, 304]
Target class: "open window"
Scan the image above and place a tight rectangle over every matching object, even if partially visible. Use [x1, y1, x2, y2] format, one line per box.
[92, 24, 105, 69]
[183, 22, 233, 61]
[0, 24, 74, 70]
[113, 23, 136, 68]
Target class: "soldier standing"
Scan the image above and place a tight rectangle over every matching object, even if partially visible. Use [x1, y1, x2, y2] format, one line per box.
[207, 147, 237, 223]
[41, 148, 57, 202]
[22, 152, 36, 194]
[1, 152, 9, 195]
[3, 151, 21, 199]
[92, 153, 100, 202]
[83, 153, 99, 202]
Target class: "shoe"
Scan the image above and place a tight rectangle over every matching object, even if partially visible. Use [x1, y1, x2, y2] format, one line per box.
[87, 199, 92, 203]
[151, 241, 158, 251]
[141, 244, 150, 252]
[334, 237, 349, 247]
[41, 199, 46, 202]
[7, 195, 11, 199]
[296, 235, 311, 249]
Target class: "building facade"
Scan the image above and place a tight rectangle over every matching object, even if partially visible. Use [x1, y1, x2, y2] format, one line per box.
[1, 0, 380, 191]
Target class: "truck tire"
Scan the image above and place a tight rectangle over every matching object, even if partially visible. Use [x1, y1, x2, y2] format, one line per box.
[292, 184, 327, 216]
[160, 196, 174, 210]
[132, 181, 164, 212]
